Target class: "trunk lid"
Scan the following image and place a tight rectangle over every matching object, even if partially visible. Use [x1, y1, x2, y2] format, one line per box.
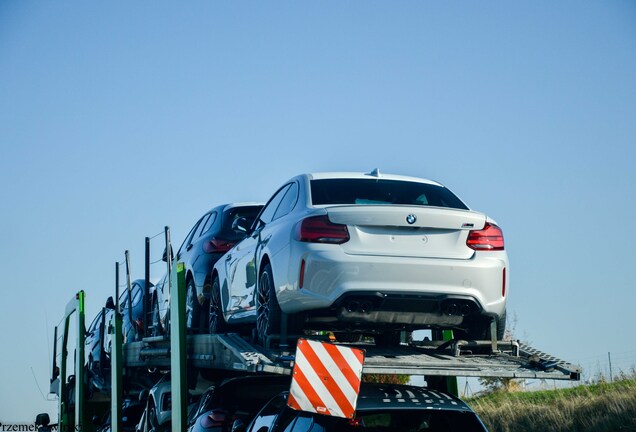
[325, 205, 486, 259]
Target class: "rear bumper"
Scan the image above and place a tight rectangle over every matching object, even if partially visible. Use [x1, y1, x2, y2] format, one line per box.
[275, 247, 508, 327]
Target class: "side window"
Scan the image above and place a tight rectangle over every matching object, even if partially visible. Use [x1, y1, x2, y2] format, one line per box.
[177, 218, 204, 256]
[131, 283, 143, 307]
[199, 212, 217, 237]
[273, 182, 299, 221]
[193, 214, 211, 242]
[87, 311, 102, 337]
[258, 185, 291, 225]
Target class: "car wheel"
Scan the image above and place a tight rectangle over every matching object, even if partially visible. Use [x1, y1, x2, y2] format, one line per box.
[374, 331, 402, 347]
[457, 311, 507, 341]
[334, 332, 365, 343]
[185, 278, 200, 332]
[256, 263, 281, 347]
[209, 277, 226, 334]
[151, 296, 163, 337]
[148, 404, 159, 432]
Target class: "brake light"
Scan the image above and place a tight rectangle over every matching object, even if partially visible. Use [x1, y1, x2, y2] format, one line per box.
[201, 410, 227, 428]
[467, 223, 504, 251]
[295, 216, 350, 244]
[203, 237, 236, 253]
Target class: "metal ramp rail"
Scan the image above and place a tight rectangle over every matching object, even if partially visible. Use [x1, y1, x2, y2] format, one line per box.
[123, 333, 581, 381]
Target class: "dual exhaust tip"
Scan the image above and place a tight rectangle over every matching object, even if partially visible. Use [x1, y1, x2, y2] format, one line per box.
[342, 298, 476, 316]
[345, 300, 373, 314]
[443, 302, 473, 317]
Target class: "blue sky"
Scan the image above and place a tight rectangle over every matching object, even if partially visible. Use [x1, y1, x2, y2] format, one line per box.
[1, 1, 635, 421]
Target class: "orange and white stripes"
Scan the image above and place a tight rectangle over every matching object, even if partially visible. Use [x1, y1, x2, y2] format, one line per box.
[287, 338, 365, 419]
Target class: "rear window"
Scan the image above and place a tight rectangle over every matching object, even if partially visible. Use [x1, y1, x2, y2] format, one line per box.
[222, 206, 263, 230]
[309, 409, 486, 431]
[310, 179, 468, 210]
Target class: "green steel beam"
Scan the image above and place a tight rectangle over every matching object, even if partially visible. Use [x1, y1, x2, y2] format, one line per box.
[170, 262, 187, 432]
[441, 329, 459, 397]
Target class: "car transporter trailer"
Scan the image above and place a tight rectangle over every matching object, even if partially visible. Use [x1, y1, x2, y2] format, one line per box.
[48, 237, 581, 432]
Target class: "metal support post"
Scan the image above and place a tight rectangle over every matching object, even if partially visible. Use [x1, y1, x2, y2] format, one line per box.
[280, 312, 288, 350]
[165, 227, 172, 337]
[112, 263, 123, 432]
[441, 329, 458, 396]
[125, 251, 135, 340]
[75, 291, 86, 432]
[170, 262, 187, 432]
[144, 237, 150, 338]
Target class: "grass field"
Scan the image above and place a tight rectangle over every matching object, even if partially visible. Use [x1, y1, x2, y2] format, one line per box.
[467, 377, 636, 432]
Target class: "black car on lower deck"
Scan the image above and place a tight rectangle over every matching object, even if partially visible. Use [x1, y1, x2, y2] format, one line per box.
[188, 375, 292, 432]
[244, 382, 488, 432]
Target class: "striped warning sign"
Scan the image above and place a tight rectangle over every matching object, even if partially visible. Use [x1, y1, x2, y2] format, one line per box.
[287, 338, 365, 419]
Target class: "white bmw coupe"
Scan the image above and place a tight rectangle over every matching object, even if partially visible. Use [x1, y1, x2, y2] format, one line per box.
[209, 171, 508, 346]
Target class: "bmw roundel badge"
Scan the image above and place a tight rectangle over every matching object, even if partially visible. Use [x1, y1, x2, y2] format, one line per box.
[406, 214, 417, 224]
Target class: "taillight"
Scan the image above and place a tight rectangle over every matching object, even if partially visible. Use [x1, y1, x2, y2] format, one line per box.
[201, 410, 227, 428]
[295, 216, 350, 244]
[466, 223, 504, 251]
[203, 237, 236, 253]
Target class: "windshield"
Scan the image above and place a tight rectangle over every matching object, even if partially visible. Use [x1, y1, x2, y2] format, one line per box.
[310, 179, 468, 210]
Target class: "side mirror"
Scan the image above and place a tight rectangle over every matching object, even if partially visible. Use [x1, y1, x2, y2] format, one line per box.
[105, 296, 115, 310]
[35, 414, 50, 427]
[139, 388, 149, 402]
[162, 245, 173, 263]
[231, 418, 246, 432]
[232, 217, 251, 234]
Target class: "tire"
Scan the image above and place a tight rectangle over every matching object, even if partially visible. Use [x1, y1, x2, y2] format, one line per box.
[148, 404, 159, 432]
[151, 296, 163, 337]
[334, 332, 365, 343]
[374, 331, 402, 347]
[208, 277, 227, 334]
[457, 312, 507, 341]
[256, 263, 281, 347]
[185, 278, 200, 332]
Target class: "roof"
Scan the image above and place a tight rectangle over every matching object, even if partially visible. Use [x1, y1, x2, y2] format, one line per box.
[355, 383, 472, 412]
[306, 171, 442, 187]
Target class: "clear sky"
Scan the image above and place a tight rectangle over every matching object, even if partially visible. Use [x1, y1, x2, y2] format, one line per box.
[1, 0, 635, 422]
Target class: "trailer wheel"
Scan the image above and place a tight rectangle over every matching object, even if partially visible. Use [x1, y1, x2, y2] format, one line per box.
[186, 278, 200, 332]
[256, 263, 280, 347]
[209, 276, 226, 334]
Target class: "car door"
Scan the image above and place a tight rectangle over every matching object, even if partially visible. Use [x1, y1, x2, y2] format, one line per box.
[224, 185, 292, 321]
[157, 218, 204, 320]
